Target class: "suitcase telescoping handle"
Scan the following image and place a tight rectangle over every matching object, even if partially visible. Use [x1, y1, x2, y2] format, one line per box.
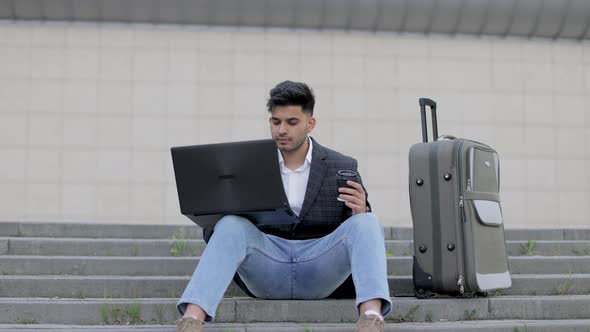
[419, 98, 439, 143]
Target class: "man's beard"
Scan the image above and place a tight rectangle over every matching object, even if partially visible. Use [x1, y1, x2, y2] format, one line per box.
[278, 136, 307, 152]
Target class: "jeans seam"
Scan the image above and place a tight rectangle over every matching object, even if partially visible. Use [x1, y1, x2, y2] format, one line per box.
[296, 236, 349, 262]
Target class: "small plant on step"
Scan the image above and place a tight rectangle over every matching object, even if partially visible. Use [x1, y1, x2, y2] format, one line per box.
[156, 304, 167, 324]
[126, 303, 142, 324]
[521, 240, 536, 256]
[512, 327, 524, 332]
[464, 309, 477, 320]
[424, 311, 433, 322]
[100, 304, 109, 323]
[386, 250, 394, 258]
[303, 324, 313, 332]
[493, 289, 505, 296]
[555, 278, 574, 295]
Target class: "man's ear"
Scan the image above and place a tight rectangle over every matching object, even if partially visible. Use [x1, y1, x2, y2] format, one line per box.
[308, 116, 316, 132]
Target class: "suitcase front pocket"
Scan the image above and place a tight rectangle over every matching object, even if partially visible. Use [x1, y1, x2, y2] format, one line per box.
[472, 200, 503, 227]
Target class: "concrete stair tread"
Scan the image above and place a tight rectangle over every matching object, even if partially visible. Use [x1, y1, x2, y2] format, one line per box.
[2, 296, 590, 325]
[1, 321, 590, 331]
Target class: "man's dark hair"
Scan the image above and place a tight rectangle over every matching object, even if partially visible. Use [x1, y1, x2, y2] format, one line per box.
[266, 80, 315, 115]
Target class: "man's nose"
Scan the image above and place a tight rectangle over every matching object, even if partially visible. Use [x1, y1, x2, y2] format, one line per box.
[278, 123, 288, 134]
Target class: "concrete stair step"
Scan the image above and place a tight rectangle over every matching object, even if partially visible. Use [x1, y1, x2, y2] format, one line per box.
[3, 222, 590, 241]
[0, 296, 589, 325]
[2, 320, 590, 331]
[2, 255, 589, 276]
[4, 237, 590, 257]
[1, 274, 588, 298]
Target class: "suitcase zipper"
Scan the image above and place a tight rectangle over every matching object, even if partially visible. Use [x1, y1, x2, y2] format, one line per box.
[457, 274, 465, 294]
[455, 140, 469, 294]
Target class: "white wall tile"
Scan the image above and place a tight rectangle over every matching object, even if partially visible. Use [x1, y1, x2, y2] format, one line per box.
[168, 49, 197, 82]
[522, 41, 552, 64]
[198, 85, 233, 117]
[429, 36, 491, 60]
[31, 48, 64, 79]
[96, 184, 130, 218]
[234, 52, 266, 83]
[0, 47, 30, 79]
[491, 126, 526, 157]
[133, 50, 167, 82]
[0, 149, 26, 181]
[299, 55, 332, 86]
[491, 38, 522, 61]
[29, 115, 62, 147]
[365, 154, 400, 188]
[66, 24, 100, 47]
[492, 61, 523, 92]
[26, 183, 60, 216]
[553, 64, 584, 94]
[526, 191, 558, 224]
[198, 52, 234, 83]
[230, 118, 269, 141]
[556, 128, 586, 159]
[553, 95, 585, 126]
[331, 120, 368, 154]
[559, 191, 588, 224]
[166, 117, 199, 148]
[167, 83, 197, 116]
[31, 23, 66, 47]
[492, 94, 525, 125]
[27, 149, 60, 182]
[524, 94, 553, 125]
[232, 84, 266, 118]
[556, 160, 587, 190]
[99, 48, 134, 80]
[63, 115, 98, 147]
[265, 55, 299, 87]
[62, 150, 97, 182]
[332, 56, 365, 87]
[130, 184, 164, 219]
[0, 79, 29, 111]
[65, 48, 99, 79]
[131, 117, 167, 149]
[498, 158, 526, 189]
[333, 33, 367, 56]
[130, 151, 167, 183]
[165, 184, 181, 217]
[368, 188, 399, 221]
[552, 42, 583, 64]
[167, 27, 199, 50]
[133, 26, 169, 49]
[298, 32, 332, 56]
[198, 118, 231, 144]
[63, 81, 97, 113]
[0, 114, 27, 146]
[199, 29, 234, 52]
[0, 183, 26, 218]
[366, 57, 397, 88]
[524, 127, 555, 158]
[522, 63, 553, 92]
[30, 80, 63, 112]
[331, 87, 366, 119]
[132, 83, 165, 115]
[0, 22, 32, 46]
[97, 149, 131, 182]
[398, 57, 429, 90]
[100, 25, 134, 48]
[62, 184, 96, 217]
[366, 88, 398, 120]
[97, 116, 132, 148]
[499, 191, 526, 225]
[526, 159, 556, 190]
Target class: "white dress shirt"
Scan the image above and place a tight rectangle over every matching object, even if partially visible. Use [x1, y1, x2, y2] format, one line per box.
[277, 138, 313, 217]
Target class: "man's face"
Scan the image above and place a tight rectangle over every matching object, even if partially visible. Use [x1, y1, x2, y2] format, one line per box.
[269, 105, 316, 153]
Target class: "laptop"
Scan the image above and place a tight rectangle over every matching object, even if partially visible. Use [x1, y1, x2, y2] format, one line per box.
[170, 139, 300, 229]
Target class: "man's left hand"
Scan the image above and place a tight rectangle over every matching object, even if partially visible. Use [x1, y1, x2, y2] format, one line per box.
[338, 180, 367, 215]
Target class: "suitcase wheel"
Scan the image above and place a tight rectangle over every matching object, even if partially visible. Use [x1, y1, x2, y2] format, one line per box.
[414, 288, 437, 299]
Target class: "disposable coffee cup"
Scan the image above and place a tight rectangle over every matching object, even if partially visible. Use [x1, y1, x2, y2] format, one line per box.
[336, 170, 360, 202]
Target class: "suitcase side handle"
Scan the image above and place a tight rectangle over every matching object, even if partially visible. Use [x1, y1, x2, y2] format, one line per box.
[419, 97, 439, 143]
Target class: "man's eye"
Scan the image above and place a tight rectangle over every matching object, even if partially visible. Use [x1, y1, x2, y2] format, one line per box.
[288, 121, 298, 125]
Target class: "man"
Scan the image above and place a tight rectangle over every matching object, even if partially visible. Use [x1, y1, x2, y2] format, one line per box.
[176, 81, 392, 332]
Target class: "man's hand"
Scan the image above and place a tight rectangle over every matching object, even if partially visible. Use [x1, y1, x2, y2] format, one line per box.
[338, 180, 367, 215]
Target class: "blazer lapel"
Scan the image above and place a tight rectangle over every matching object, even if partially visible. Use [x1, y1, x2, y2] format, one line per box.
[299, 137, 328, 219]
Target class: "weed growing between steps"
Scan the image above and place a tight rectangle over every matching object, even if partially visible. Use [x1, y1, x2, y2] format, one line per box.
[521, 240, 536, 256]
[572, 248, 590, 255]
[171, 228, 197, 257]
[464, 309, 477, 320]
[554, 276, 575, 295]
[100, 303, 142, 324]
[389, 305, 420, 323]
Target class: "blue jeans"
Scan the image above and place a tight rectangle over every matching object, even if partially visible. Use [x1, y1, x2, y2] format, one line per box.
[176, 213, 392, 322]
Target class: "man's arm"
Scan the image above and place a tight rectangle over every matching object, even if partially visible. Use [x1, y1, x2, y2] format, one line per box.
[338, 159, 371, 215]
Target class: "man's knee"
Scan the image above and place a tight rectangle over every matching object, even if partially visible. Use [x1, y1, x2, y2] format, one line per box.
[213, 215, 256, 238]
[345, 213, 384, 236]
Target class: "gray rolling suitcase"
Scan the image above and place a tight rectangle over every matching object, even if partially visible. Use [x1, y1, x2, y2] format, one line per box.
[409, 98, 511, 298]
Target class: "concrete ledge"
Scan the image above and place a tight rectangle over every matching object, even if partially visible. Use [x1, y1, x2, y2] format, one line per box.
[1, 275, 589, 298]
[0, 297, 589, 325]
[2, 255, 590, 276]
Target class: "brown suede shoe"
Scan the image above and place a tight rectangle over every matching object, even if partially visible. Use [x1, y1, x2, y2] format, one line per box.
[354, 313, 385, 332]
[176, 316, 204, 332]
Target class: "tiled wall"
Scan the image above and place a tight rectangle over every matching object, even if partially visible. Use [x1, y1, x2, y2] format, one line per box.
[0, 20, 589, 228]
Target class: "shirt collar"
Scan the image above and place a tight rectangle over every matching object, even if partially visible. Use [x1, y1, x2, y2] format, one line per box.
[278, 137, 313, 169]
